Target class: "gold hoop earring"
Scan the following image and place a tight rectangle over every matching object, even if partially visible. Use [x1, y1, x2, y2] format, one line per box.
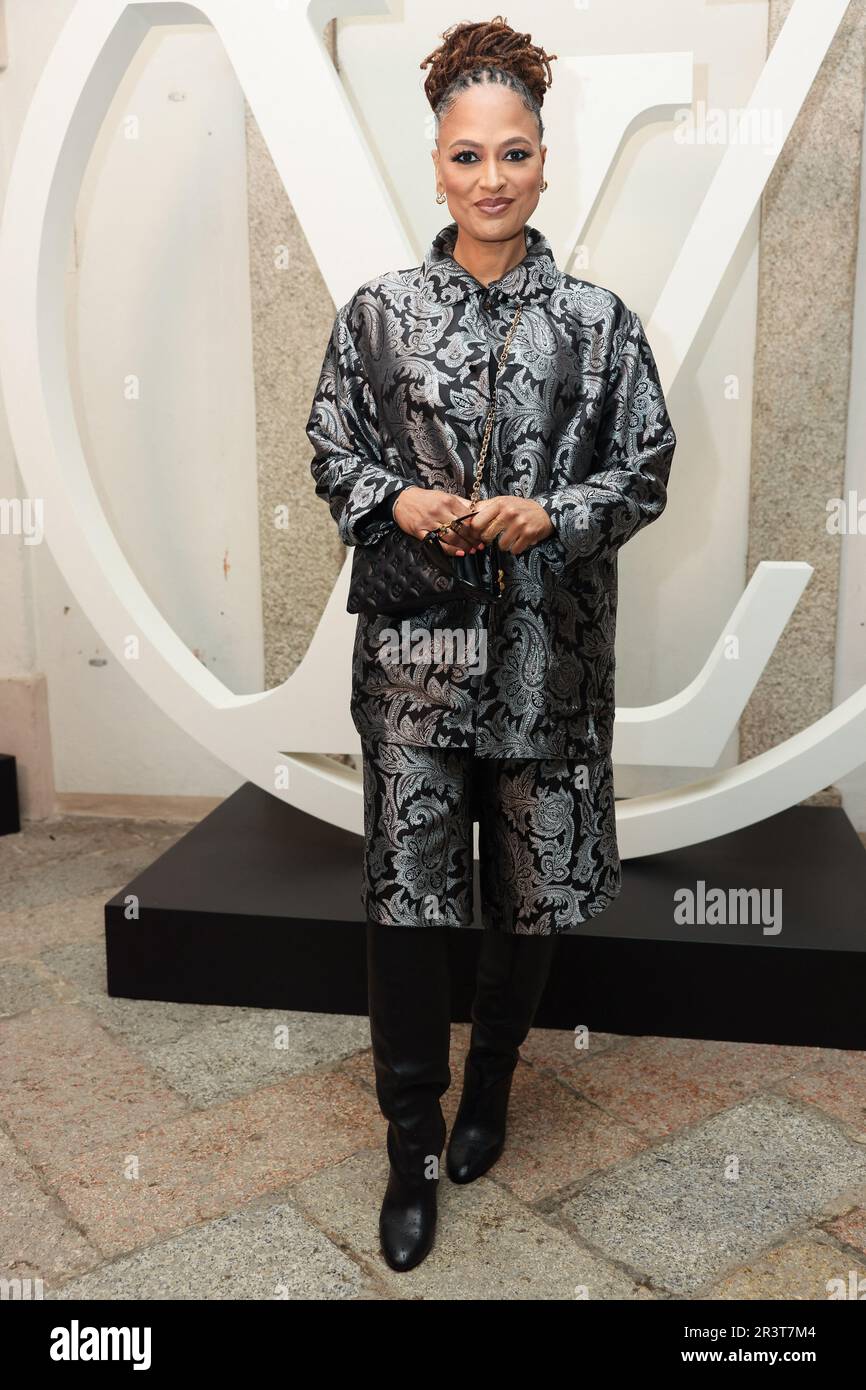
[436, 190, 446, 204]
[540, 179, 548, 192]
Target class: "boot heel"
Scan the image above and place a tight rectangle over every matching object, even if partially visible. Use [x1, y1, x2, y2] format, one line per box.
[447, 1053, 514, 1183]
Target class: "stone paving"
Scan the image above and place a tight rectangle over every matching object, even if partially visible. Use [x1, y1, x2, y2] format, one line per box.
[1, 815, 865, 1301]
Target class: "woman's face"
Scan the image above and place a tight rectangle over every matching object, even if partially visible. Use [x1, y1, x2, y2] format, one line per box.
[432, 82, 546, 243]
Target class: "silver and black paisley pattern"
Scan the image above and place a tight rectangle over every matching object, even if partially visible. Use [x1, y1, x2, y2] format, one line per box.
[306, 220, 677, 760]
[360, 739, 620, 934]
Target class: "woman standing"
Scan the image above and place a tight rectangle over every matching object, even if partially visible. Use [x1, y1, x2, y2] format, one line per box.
[307, 15, 677, 1273]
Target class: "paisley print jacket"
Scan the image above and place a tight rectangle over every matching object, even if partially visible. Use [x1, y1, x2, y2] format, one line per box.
[306, 221, 677, 759]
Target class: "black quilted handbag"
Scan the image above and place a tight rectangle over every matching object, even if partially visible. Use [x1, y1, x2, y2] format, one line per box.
[346, 302, 523, 618]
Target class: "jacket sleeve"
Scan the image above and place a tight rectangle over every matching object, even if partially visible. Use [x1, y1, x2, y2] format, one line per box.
[533, 307, 676, 574]
[353, 482, 410, 540]
[306, 303, 408, 547]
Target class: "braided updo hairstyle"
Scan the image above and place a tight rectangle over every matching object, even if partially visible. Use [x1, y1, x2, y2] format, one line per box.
[420, 15, 557, 141]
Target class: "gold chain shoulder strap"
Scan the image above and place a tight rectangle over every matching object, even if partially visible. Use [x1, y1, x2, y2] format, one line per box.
[469, 301, 523, 506]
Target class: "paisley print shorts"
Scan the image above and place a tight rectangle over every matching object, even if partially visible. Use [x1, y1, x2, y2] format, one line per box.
[360, 739, 622, 936]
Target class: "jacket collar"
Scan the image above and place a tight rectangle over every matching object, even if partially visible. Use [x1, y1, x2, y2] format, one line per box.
[421, 220, 560, 308]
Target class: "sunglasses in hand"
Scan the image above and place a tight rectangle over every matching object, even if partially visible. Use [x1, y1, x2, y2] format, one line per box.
[425, 511, 481, 542]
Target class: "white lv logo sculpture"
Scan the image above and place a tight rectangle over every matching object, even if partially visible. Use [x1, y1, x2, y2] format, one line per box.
[0, 0, 859, 854]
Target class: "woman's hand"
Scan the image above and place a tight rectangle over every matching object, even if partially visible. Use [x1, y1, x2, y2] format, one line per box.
[392, 486, 485, 557]
[455, 496, 555, 556]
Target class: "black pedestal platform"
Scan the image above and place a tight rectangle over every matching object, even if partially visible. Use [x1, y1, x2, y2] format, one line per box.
[105, 783, 866, 1048]
[0, 753, 21, 836]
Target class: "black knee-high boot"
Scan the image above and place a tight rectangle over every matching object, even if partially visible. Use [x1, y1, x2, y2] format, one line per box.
[447, 929, 559, 1185]
[366, 919, 452, 1272]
